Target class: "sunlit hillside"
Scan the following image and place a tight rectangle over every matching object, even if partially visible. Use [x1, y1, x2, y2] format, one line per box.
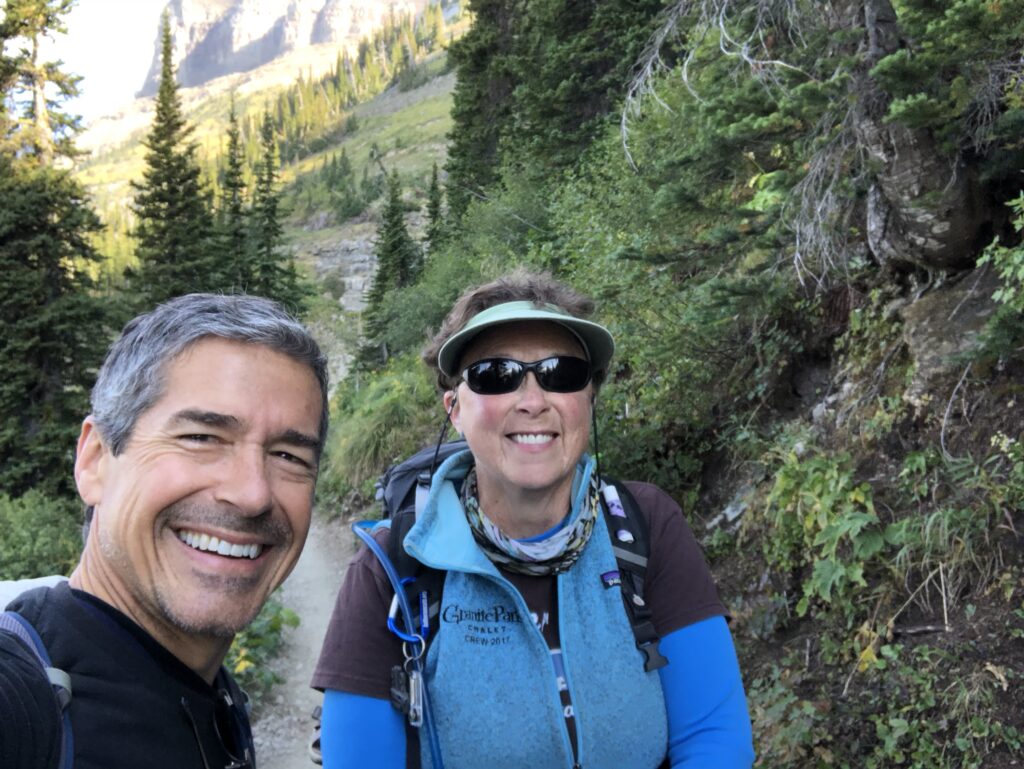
[75, 11, 465, 314]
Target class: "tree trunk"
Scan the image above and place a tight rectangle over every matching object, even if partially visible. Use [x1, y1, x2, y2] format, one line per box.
[853, 0, 987, 273]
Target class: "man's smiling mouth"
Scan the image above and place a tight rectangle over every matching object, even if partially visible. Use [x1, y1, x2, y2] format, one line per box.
[176, 529, 263, 559]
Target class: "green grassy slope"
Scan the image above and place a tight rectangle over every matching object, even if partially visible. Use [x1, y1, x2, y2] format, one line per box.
[76, 46, 455, 270]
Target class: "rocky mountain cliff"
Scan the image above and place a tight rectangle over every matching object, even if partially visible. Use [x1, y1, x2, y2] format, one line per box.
[138, 0, 429, 96]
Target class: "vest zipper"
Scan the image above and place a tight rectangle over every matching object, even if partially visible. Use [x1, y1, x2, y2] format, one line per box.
[483, 570, 581, 769]
[556, 572, 583, 769]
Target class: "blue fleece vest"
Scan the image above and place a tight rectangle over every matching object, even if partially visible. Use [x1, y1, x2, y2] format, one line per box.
[401, 451, 668, 769]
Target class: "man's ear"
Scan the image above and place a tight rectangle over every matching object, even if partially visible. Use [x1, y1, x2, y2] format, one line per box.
[75, 417, 108, 507]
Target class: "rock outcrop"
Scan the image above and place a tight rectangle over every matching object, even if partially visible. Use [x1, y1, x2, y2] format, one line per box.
[138, 0, 429, 97]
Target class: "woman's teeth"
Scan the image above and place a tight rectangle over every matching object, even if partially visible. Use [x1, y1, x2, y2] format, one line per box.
[511, 433, 553, 445]
[177, 530, 262, 559]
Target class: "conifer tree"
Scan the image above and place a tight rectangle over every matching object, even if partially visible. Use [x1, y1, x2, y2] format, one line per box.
[217, 92, 250, 290]
[362, 171, 422, 365]
[250, 111, 309, 312]
[509, 0, 662, 169]
[0, 0, 111, 498]
[424, 161, 445, 252]
[419, 3, 445, 52]
[131, 13, 216, 305]
[444, 0, 520, 218]
[251, 111, 284, 291]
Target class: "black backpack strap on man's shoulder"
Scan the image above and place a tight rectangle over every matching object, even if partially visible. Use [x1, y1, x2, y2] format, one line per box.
[0, 610, 74, 769]
[599, 479, 668, 673]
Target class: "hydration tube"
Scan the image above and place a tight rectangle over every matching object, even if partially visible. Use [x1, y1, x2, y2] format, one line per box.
[352, 521, 445, 769]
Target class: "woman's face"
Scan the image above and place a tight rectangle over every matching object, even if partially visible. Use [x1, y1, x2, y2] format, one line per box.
[445, 320, 593, 505]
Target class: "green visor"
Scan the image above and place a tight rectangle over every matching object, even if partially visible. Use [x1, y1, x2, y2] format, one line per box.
[437, 300, 615, 378]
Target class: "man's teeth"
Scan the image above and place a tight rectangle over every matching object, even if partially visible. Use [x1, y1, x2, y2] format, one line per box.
[511, 433, 554, 445]
[177, 530, 262, 559]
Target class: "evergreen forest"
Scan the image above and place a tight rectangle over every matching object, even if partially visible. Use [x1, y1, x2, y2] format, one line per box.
[2, 0, 1024, 764]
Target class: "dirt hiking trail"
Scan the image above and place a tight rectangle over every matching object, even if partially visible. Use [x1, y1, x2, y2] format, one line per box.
[252, 514, 359, 769]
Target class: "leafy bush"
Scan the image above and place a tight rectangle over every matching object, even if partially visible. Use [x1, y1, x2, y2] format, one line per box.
[861, 644, 1021, 769]
[0, 491, 81, 580]
[763, 447, 883, 618]
[979, 192, 1024, 352]
[747, 665, 833, 767]
[226, 594, 299, 709]
[321, 354, 442, 501]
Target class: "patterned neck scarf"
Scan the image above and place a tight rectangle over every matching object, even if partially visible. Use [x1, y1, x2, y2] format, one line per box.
[461, 465, 599, 576]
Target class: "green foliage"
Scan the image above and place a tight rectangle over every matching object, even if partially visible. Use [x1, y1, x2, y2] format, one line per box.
[216, 94, 250, 290]
[0, 1, 115, 499]
[979, 192, 1024, 352]
[361, 171, 424, 367]
[989, 430, 1024, 512]
[0, 491, 81, 580]
[506, 0, 663, 169]
[247, 111, 312, 314]
[130, 14, 217, 305]
[870, 0, 1024, 152]
[226, 594, 299, 708]
[424, 161, 445, 251]
[444, 0, 518, 217]
[368, 244, 483, 361]
[259, 11, 442, 166]
[764, 446, 882, 618]
[747, 645, 1023, 769]
[0, 158, 114, 498]
[445, 0, 664, 216]
[861, 644, 1020, 769]
[321, 354, 441, 498]
[747, 665, 833, 767]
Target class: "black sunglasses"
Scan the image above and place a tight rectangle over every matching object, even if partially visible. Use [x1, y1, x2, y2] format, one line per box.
[461, 356, 592, 395]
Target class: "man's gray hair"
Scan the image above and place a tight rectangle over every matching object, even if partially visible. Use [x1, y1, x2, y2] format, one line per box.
[92, 293, 329, 457]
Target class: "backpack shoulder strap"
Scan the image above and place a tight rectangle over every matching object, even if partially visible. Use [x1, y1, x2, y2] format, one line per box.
[599, 479, 668, 673]
[0, 610, 74, 769]
[386, 509, 445, 647]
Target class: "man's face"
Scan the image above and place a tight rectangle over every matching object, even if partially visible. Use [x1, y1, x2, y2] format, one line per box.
[75, 338, 322, 642]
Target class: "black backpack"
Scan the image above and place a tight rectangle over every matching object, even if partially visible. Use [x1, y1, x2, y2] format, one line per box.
[0, 609, 74, 769]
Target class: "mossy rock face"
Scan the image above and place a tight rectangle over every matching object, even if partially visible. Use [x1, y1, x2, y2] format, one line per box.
[899, 265, 1000, 408]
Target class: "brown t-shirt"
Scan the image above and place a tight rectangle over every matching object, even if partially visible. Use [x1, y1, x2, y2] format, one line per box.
[312, 481, 725, 699]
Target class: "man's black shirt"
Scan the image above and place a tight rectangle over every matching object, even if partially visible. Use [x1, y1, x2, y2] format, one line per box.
[0, 583, 255, 769]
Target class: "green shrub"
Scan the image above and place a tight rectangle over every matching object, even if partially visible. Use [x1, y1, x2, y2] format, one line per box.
[747, 665, 833, 767]
[0, 491, 81, 580]
[979, 192, 1024, 353]
[763, 447, 883, 619]
[226, 593, 299, 709]
[322, 354, 441, 500]
[861, 644, 1021, 769]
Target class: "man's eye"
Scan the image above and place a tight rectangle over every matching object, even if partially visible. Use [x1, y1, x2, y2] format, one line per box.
[181, 434, 217, 443]
[273, 450, 311, 467]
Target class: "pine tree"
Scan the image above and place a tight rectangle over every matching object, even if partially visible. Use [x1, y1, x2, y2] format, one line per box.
[444, 0, 522, 218]
[0, 0, 112, 498]
[423, 3, 445, 52]
[362, 171, 422, 365]
[424, 161, 445, 252]
[508, 0, 663, 170]
[250, 111, 309, 312]
[131, 13, 216, 305]
[217, 93, 250, 290]
[251, 111, 284, 292]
